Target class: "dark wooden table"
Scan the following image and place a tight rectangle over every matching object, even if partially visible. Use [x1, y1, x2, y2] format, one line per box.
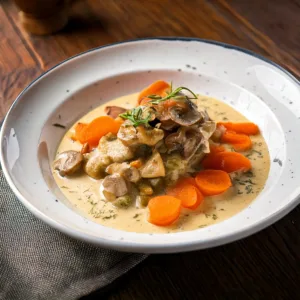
[1, 0, 300, 299]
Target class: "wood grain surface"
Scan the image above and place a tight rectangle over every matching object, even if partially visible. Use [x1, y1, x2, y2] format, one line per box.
[1, 0, 299, 299]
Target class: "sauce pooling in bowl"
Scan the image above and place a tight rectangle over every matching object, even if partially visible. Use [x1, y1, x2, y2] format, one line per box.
[53, 82, 270, 233]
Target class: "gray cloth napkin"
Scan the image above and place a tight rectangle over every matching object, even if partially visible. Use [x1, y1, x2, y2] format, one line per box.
[0, 169, 147, 300]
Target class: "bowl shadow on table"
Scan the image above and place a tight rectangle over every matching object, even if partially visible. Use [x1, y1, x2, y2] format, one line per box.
[81, 205, 300, 300]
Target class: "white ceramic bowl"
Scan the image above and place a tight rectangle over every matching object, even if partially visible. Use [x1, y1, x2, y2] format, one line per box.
[1, 38, 300, 253]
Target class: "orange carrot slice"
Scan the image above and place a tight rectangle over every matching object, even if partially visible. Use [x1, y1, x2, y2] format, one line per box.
[221, 131, 252, 151]
[166, 177, 197, 196]
[74, 122, 88, 143]
[192, 189, 205, 210]
[202, 151, 252, 173]
[178, 185, 204, 210]
[210, 143, 226, 154]
[74, 116, 121, 148]
[148, 196, 181, 226]
[138, 80, 170, 105]
[195, 170, 232, 196]
[218, 122, 259, 135]
[166, 178, 203, 210]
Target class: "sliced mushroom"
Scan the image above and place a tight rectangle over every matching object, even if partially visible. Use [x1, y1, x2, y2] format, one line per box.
[183, 128, 202, 158]
[117, 121, 164, 147]
[104, 106, 127, 119]
[106, 162, 141, 183]
[160, 119, 179, 131]
[165, 127, 186, 153]
[53, 151, 83, 176]
[165, 121, 216, 159]
[84, 151, 112, 179]
[199, 121, 217, 153]
[101, 174, 128, 199]
[140, 151, 165, 178]
[99, 133, 134, 163]
[169, 99, 202, 126]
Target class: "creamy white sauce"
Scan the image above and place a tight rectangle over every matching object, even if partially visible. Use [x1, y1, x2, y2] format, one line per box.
[53, 93, 270, 233]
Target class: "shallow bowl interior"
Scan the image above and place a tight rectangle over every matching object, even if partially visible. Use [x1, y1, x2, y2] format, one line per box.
[1, 38, 300, 253]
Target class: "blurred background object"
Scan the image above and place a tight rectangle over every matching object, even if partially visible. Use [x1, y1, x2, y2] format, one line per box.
[12, 0, 73, 35]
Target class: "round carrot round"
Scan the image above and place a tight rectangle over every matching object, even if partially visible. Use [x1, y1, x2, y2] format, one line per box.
[202, 151, 251, 173]
[74, 122, 88, 143]
[166, 177, 197, 197]
[148, 196, 181, 226]
[221, 131, 252, 151]
[195, 170, 232, 196]
[166, 178, 203, 210]
[192, 189, 205, 210]
[177, 185, 198, 209]
[81, 116, 121, 148]
[217, 122, 259, 135]
[178, 185, 204, 210]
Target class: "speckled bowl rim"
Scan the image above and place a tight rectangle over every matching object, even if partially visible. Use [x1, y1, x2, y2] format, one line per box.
[1, 37, 299, 253]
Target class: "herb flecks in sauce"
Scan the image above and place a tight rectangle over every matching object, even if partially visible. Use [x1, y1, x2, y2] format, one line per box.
[53, 91, 270, 234]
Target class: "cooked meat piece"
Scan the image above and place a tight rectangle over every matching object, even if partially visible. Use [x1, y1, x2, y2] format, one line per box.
[84, 151, 111, 179]
[140, 151, 165, 178]
[99, 133, 134, 163]
[106, 162, 141, 183]
[53, 151, 83, 176]
[117, 121, 164, 147]
[136, 126, 164, 146]
[101, 174, 128, 199]
[104, 106, 127, 119]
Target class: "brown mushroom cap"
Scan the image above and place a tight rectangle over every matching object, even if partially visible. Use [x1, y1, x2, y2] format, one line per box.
[102, 174, 128, 198]
[168, 99, 202, 126]
[53, 151, 83, 176]
[104, 106, 127, 119]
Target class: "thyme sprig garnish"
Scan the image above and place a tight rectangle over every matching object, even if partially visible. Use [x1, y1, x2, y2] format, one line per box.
[147, 83, 198, 104]
[119, 107, 153, 127]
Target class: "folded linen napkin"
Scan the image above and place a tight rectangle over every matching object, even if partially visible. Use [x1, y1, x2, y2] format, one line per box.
[0, 168, 147, 300]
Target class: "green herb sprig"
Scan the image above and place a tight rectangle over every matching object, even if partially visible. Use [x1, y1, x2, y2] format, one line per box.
[119, 107, 152, 127]
[147, 83, 198, 104]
